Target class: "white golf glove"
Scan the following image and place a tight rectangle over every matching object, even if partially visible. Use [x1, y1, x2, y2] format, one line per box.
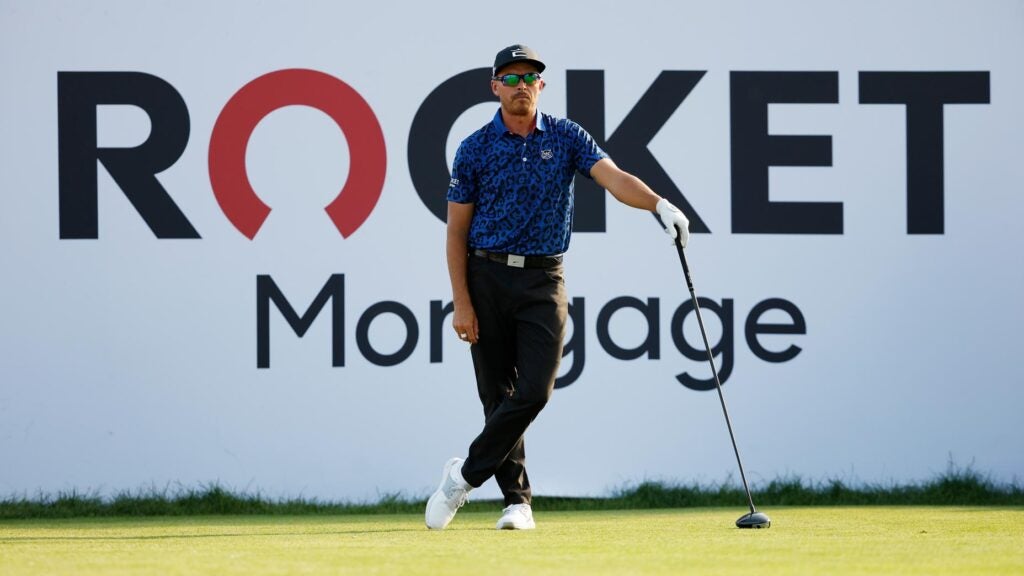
[656, 197, 690, 249]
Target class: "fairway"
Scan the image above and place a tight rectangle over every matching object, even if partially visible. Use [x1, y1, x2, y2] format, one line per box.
[2, 507, 1022, 575]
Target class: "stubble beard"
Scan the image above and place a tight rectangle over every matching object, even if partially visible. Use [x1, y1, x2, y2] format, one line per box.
[506, 94, 534, 117]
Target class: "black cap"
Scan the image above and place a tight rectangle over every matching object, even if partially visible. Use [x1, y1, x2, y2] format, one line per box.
[493, 44, 546, 76]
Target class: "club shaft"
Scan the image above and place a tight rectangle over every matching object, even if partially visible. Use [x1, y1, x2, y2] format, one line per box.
[676, 242, 758, 515]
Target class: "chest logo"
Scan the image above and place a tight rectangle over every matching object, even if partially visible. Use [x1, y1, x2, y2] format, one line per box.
[541, 149, 553, 160]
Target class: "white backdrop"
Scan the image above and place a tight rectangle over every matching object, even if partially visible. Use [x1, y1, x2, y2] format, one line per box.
[2, 0, 1022, 502]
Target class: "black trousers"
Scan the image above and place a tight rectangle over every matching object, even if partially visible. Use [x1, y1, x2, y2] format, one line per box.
[459, 255, 568, 506]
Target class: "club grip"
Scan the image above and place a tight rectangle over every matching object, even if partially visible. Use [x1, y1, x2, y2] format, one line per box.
[674, 224, 694, 292]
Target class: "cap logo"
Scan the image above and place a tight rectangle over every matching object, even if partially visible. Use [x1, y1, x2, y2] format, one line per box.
[511, 48, 527, 57]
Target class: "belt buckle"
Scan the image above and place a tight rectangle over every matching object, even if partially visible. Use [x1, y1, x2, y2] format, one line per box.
[507, 254, 526, 268]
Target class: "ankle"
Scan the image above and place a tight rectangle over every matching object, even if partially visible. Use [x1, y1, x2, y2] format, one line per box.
[451, 461, 472, 490]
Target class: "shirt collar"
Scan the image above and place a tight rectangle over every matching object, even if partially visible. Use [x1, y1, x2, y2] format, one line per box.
[491, 107, 546, 135]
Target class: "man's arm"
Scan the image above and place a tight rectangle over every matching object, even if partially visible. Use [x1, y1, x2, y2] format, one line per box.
[447, 201, 479, 343]
[590, 157, 690, 247]
[590, 157, 660, 211]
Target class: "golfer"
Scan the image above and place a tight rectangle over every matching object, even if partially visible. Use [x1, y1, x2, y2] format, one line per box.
[426, 44, 691, 530]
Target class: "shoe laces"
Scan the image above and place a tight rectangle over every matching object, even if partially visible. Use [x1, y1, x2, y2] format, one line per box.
[503, 503, 531, 517]
[443, 477, 469, 508]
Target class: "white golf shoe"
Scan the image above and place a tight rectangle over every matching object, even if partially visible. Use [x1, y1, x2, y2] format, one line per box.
[496, 503, 535, 530]
[425, 457, 472, 530]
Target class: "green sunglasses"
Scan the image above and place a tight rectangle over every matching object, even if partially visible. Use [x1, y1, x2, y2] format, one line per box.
[493, 72, 542, 87]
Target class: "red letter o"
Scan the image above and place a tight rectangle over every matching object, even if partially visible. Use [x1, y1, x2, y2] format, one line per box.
[209, 69, 386, 239]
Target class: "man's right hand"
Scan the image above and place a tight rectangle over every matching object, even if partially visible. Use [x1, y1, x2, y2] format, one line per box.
[452, 303, 479, 344]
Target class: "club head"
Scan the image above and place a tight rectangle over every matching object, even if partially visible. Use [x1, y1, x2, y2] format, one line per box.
[736, 511, 771, 529]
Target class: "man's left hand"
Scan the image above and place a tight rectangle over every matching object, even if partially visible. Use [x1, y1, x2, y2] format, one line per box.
[656, 197, 690, 248]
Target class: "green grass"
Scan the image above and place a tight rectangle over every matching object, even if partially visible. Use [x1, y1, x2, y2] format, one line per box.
[2, 467, 1021, 519]
[1, 507, 1022, 575]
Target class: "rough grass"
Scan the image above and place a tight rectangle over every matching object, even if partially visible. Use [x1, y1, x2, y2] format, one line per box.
[1, 507, 1023, 576]
[2, 466, 1021, 519]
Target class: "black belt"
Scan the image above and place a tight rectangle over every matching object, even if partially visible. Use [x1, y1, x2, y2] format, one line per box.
[472, 249, 563, 269]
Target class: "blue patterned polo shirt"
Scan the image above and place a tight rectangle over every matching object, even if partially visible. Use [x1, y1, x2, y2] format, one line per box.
[447, 108, 608, 255]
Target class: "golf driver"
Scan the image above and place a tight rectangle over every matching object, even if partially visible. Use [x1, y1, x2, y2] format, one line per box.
[673, 226, 771, 529]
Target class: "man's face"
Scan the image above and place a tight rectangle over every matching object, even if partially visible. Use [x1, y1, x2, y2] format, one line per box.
[491, 62, 545, 117]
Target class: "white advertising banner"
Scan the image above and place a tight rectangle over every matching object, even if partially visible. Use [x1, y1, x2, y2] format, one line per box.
[2, 0, 1022, 501]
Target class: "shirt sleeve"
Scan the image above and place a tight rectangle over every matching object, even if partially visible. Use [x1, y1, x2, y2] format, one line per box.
[446, 141, 478, 204]
[570, 121, 609, 179]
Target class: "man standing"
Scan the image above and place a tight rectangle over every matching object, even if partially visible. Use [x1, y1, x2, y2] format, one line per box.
[425, 44, 691, 530]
